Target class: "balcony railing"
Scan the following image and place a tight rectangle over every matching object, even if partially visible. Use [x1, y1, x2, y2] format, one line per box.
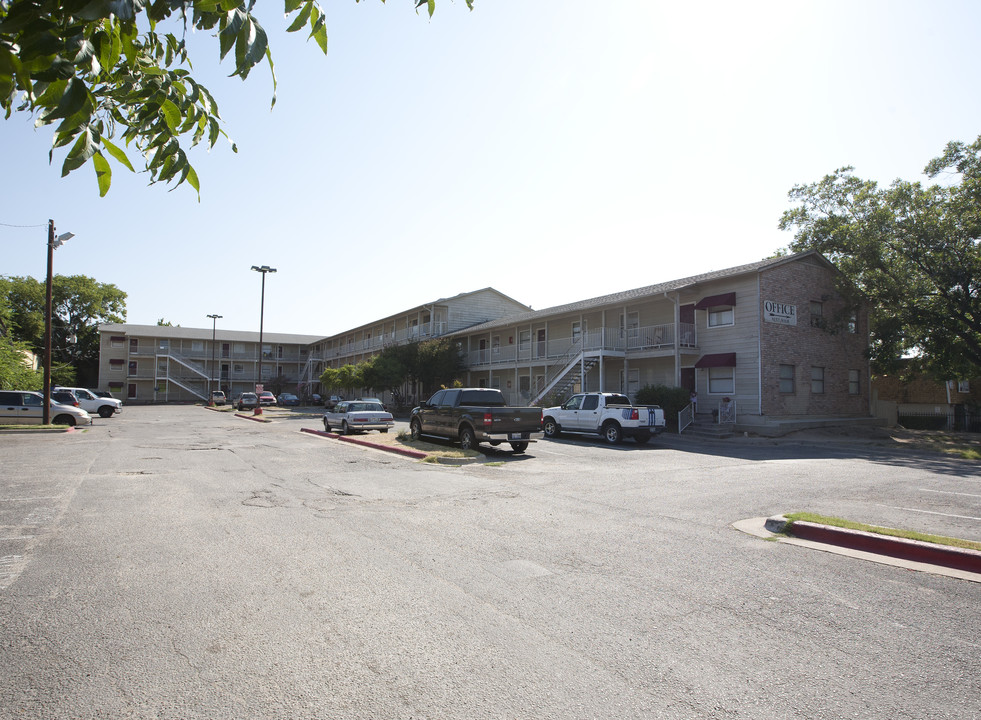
[467, 323, 696, 367]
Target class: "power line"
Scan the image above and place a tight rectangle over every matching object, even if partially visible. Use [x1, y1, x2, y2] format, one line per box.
[0, 221, 47, 228]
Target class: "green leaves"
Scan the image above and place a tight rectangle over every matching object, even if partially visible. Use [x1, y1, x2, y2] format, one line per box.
[3, 1, 469, 196]
[780, 136, 981, 379]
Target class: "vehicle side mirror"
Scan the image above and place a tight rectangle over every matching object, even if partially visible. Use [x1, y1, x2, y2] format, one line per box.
[418, 400, 428, 408]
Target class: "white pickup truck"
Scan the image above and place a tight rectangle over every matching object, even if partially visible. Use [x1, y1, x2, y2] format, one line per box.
[542, 392, 665, 444]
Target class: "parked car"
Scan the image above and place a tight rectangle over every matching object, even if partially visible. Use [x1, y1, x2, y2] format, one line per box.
[0, 390, 93, 427]
[50, 389, 81, 407]
[258, 391, 277, 406]
[278, 392, 299, 406]
[210, 390, 226, 405]
[234, 392, 259, 411]
[311, 394, 322, 405]
[323, 400, 395, 435]
[54, 386, 122, 418]
[324, 395, 343, 409]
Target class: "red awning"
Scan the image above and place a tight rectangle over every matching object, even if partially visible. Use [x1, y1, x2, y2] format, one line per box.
[694, 292, 736, 310]
[694, 352, 737, 368]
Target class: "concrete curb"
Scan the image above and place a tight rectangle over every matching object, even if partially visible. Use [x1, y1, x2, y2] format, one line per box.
[764, 515, 981, 575]
[300, 427, 428, 459]
[235, 413, 273, 423]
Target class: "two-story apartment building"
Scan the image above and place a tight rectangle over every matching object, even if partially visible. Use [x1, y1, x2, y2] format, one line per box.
[99, 252, 872, 433]
[445, 252, 869, 431]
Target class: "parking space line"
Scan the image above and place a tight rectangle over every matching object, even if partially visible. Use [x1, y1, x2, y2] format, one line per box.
[880, 505, 981, 522]
[920, 489, 981, 499]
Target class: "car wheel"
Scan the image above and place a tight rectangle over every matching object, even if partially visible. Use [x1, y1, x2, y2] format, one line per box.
[409, 418, 422, 441]
[634, 432, 651, 445]
[380, 429, 388, 434]
[602, 422, 623, 444]
[510, 442, 528, 453]
[98, 406, 113, 418]
[238, 404, 243, 411]
[459, 426, 477, 451]
[542, 417, 560, 438]
[341, 420, 349, 435]
[323, 418, 330, 432]
[53, 414, 76, 427]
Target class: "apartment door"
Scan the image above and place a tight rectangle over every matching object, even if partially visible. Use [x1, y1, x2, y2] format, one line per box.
[222, 343, 230, 359]
[536, 329, 546, 358]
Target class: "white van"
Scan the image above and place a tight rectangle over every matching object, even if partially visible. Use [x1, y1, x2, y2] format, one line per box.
[0, 391, 93, 427]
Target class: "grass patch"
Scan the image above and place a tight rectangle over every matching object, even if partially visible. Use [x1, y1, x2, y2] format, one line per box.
[784, 511, 981, 552]
[889, 429, 981, 460]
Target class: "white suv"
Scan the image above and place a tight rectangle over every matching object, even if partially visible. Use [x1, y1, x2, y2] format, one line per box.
[54, 387, 122, 418]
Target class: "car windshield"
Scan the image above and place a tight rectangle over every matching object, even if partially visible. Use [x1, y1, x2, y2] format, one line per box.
[350, 403, 384, 412]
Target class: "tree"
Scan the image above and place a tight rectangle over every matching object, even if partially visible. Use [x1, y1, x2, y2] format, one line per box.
[414, 337, 465, 395]
[779, 136, 981, 380]
[1, 0, 471, 197]
[2, 274, 126, 385]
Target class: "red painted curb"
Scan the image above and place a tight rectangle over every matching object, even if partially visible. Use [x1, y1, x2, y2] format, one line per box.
[790, 521, 981, 574]
[300, 427, 428, 459]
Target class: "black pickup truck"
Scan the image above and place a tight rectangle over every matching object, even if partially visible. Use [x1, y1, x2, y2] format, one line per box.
[409, 388, 543, 453]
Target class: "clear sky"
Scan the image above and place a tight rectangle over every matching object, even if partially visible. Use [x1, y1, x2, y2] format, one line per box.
[2, 0, 980, 337]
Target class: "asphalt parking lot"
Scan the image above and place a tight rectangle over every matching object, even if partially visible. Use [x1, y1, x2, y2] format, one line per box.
[1, 405, 979, 719]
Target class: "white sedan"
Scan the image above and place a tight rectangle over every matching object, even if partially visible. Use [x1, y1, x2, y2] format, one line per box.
[323, 400, 394, 435]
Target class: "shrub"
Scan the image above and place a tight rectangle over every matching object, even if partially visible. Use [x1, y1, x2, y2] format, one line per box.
[635, 384, 691, 429]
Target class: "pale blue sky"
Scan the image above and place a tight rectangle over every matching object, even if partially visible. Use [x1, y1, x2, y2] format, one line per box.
[2, 0, 980, 336]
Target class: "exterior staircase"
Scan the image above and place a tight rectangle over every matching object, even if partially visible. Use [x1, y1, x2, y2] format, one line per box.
[530, 347, 598, 405]
[682, 412, 735, 439]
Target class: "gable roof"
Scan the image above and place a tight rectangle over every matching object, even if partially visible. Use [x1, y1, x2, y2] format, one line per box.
[449, 251, 833, 335]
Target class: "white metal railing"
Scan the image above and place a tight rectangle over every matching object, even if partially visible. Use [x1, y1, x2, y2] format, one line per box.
[678, 403, 694, 433]
[718, 399, 736, 424]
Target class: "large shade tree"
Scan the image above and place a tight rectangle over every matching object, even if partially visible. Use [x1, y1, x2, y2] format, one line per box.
[779, 136, 981, 380]
[2, 274, 127, 385]
[1, 0, 472, 196]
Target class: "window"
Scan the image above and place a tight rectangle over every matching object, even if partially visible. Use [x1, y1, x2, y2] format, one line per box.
[191, 340, 204, 352]
[849, 369, 860, 395]
[158, 339, 169, 352]
[108, 382, 123, 391]
[110, 336, 125, 348]
[620, 312, 639, 338]
[779, 364, 795, 393]
[519, 330, 531, 352]
[708, 367, 734, 394]
[22, 393, 41, 407]
[130, 338, 138, 352]
[811, 366, 825, 394]
[810, 301, 824, 328]
[233, 364, 244, 374]
[110, 359, 124, 371]
[847, 312, 857, 334]
[128, 361, 138, 376]
[707, 308, 734, 327]
[958, 380, 970, 393]
[582, 395, 599, 410]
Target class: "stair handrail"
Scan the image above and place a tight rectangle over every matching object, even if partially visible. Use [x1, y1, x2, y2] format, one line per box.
[718, 398, 736, 424]
[678, 402, 694, 434]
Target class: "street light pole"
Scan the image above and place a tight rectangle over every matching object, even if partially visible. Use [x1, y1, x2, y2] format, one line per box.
[43, 220, 74, 425]
[250, 265, 276, 414]
[207, 314, 222, 404]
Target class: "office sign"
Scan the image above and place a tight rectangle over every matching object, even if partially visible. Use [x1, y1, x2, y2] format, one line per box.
[764, 300, 797, 326]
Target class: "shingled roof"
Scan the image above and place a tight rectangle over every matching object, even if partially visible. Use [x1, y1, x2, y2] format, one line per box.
[448, 251, 830, 336]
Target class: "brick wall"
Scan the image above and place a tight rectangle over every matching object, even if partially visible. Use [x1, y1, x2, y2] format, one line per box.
[759, 258, 870, 417]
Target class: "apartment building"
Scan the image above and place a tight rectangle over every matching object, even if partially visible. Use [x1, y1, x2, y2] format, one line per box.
[98, 252, 871, 432]
[97, 325, 324, 403]
[445, 251, 870, 432]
